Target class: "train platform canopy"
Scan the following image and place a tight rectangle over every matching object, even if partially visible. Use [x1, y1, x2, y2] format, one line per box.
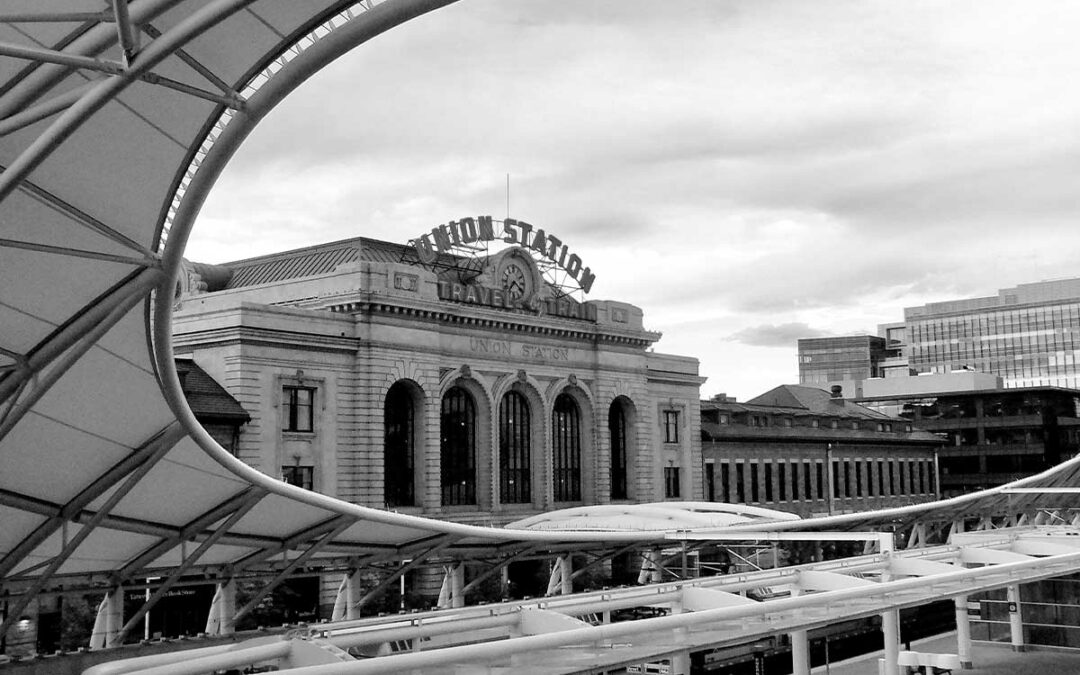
[4, 1, 1080, 641]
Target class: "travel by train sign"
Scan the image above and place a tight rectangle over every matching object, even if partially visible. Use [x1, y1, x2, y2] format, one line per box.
[410, 216, 596, 294]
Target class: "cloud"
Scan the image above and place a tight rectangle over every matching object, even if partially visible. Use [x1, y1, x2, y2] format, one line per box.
[188, 0, 1080, 401]
[724, 322, 837, 348]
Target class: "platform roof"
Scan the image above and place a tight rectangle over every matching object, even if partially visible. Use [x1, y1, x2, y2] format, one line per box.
[3, 0, 1080, 640]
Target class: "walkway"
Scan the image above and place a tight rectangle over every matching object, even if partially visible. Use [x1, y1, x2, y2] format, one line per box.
[812, 632, 1080, 674]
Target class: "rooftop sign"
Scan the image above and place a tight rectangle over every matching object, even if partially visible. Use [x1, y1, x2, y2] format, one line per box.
[411, 216, 595, 294]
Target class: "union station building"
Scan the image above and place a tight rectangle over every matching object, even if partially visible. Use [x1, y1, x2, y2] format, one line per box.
[172, 218, 705, 527]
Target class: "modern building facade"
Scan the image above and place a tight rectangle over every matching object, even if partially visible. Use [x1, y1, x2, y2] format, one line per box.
[172, 225, 705, 529]
[799, 277, 1080, 394]
[857, 386, 1080, 497]
[905, 278, 1080, 389]
[797, 335, 892, 387]
[700, 385, 942, 518]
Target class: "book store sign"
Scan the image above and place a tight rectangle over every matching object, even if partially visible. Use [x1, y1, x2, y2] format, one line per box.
[410, 216, 596, 294]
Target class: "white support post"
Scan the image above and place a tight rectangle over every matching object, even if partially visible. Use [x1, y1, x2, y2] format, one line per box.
[789, 586, 810, 675]
[880, 532, 900, 675]
[881, 609, 901, 675]
[954, 596, 973, 669]
[559, 555, 572, 596]
[450, 563, 465, 608]
[347, 569, 363, 620]
[90, 586, 124, 649]
[1007, 584, 1025, 651]
[669, 597, 691, 675]
[219, 579, 236, 635]
[205, 579, 237, 635]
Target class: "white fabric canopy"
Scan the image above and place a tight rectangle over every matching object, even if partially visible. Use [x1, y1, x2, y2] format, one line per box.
[3, 0, 1080, 640]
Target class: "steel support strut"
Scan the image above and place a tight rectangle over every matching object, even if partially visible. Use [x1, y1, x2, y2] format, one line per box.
[115, 488, 267, 642]
[232, 516, 356, 624]
[0, 266, 163, 411]
[0, 423, 184, 637]
[0, 423, 186, 580]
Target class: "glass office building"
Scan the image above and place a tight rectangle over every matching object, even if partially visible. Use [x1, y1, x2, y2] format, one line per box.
[797, 335, 889, 386]
[906, 278, 1080, 389]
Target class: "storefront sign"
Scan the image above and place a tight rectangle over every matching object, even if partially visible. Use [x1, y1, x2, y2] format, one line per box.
[412, 216, 596, 293]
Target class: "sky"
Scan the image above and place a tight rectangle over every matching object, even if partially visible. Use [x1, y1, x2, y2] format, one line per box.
[186, 0, 1080, 402]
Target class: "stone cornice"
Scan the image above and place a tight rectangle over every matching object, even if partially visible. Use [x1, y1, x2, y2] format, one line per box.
[327, 297, 660, 349]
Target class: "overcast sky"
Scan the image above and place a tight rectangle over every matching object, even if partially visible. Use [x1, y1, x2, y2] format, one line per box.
[187, 0, 1080, 401]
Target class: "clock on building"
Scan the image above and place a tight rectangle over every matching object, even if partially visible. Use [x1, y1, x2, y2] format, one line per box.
[502, 261, 529, 299]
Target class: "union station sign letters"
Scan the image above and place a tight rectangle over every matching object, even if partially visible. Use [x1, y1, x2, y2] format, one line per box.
[411, 216, 596, 294]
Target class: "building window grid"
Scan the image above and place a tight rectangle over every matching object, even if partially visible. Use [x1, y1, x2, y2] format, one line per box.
[663, 410, 680, 443]
[282, 465, 313, 491]
[664, 466, 681, 498]
[553, 394, 582, 502]
[609, 401, 629, 500]
[383, 383, 414, 507]
[282, 385, 315, 432]
[441, 387, 477, 506]
[499, 391, 531, 504]
[735, 463, 746, 503]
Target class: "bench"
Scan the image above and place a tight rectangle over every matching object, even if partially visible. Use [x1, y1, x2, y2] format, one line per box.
[897, 650, 963, 674]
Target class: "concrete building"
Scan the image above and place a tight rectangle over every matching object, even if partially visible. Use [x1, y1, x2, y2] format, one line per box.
[798, 277, 1080, 394]
[857, 386, 1080, 497]
[700, 385, 942, 518]
[172, 226, 705, 528]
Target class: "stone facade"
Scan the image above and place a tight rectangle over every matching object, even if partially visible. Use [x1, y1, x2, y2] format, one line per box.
[172, 236, 704, 528]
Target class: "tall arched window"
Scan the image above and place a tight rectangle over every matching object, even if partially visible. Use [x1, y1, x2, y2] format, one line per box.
[384, 382, 414, 507]
[609, 399, 628, 500]
[441, 386, 476, 506]
[552, 393, 582, 502]
[499, 391, 531, 504]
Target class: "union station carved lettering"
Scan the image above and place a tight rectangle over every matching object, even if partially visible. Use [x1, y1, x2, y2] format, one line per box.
[469, 338, 571, 361]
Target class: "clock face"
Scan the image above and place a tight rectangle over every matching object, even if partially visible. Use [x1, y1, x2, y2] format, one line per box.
[502, 262, 528, 298]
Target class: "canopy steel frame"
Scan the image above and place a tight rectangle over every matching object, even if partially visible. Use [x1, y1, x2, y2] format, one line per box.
[0, 267, 164, 440]
[0, 422, 187, 581]
[116, 487, 267, 583]
[352, 537, 458, 611]
[232, 516, 357, 625]
[115, 490, 268, 643]
[0, 0, 188, 118]
[0, 422, 184, 636]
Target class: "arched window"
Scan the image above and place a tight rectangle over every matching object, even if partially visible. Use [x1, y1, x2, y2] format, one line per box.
[499, 391, 531, 504]
[384, 382, 414, 507]
[552, 393, 582, 502]
[441, 386, 476, 506]
[609, 399, 628, 500]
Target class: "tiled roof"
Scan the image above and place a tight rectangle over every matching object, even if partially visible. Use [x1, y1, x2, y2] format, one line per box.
[747, 384, 890, 419]
[221, 236, 471, 289]
[176, 359, 250, 422]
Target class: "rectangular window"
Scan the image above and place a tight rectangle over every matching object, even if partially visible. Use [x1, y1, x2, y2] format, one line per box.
[283, 386, 315, 432]
[791, 462, 800, 501]
[764, 463, 774, 502]
[282, 465, 314, 490]
[664, 466, 681, 498]
[778, 462, 787, 502]
[705, 462, 715, 501]
[663, 410, 680, 443]
[750, 463, 760, 502]
[815, 461, 824, 500]
[736, 463, 746, 503]
[721, 462, 731, 502]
